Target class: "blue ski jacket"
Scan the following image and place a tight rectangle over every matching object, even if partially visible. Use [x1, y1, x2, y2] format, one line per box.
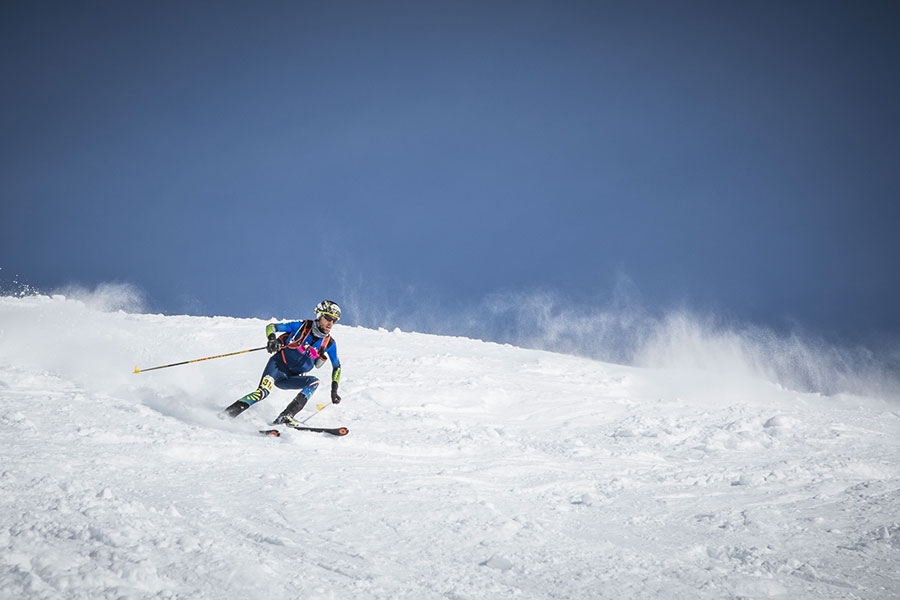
[267, 319, 341, 383]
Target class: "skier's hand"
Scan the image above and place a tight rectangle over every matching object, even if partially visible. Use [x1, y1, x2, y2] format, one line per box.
[266, 334, 284, 354]
[331, 382, 341, 404]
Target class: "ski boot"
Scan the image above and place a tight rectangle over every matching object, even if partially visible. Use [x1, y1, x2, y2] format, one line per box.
[271, 392, 309, 425]
[221, 400, 250, 418]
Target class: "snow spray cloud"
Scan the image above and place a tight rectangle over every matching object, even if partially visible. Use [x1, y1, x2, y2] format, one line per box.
[472, 289, 900, 402]
[470, 283, 651, 364]
[55, 282, 148, 314]
[0, 272, 148, 315]
[632, 311, 900, 400]
[0, 267, 41, 298]
[336, 269, 448, 334]
[0, 283, 152, 389]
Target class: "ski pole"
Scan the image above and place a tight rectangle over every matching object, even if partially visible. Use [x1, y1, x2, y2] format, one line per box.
[134, 347, 266, 374]
[300, 403, 329, 424]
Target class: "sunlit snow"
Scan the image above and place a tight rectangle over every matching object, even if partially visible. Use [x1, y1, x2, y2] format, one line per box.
[1, 294, 898, 599]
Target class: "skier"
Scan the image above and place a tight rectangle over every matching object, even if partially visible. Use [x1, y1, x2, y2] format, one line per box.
[222, 300, 342, 425]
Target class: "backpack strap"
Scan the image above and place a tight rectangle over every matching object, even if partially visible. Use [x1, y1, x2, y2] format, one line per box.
[286, 320, 330, 353]
[283, 320, 310, 349]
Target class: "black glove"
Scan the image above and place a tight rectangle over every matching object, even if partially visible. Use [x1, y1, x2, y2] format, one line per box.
[266, 334, 284, 354]
[331, 382, 342, 404]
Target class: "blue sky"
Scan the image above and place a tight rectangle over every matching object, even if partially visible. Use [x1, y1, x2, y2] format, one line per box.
[2, 1, 899, 350]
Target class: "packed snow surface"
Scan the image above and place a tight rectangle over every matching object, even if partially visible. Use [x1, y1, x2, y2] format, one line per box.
[1, 294, 899, 599]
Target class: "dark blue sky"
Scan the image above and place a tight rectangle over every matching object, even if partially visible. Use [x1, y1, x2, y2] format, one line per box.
[2, 1, 899, 346]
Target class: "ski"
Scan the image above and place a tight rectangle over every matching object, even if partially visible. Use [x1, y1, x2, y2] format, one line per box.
[284, 423, 349, 436]
[259, 425, 348, 437]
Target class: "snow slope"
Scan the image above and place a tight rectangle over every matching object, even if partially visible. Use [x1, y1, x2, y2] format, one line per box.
[1, 294, 899, 599]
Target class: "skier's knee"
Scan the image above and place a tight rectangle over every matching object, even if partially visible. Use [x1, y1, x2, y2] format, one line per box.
[301, 380, 319, 398]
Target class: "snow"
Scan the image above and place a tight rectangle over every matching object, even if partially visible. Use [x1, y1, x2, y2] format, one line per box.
[1, 293, 899, 599]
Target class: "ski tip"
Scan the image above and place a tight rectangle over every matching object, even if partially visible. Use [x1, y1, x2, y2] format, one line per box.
[259, 429, 281, 437]
[337, 427, 349, 436]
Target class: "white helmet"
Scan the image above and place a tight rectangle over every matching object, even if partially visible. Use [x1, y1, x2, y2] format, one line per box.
[315, 299, 341, 321]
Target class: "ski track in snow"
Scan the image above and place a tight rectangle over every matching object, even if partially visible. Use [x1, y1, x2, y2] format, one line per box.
[1, 294, 899, 599]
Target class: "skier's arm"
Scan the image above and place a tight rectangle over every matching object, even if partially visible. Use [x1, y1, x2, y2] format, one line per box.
[265, 321, 301, 353]
[265, 323, 283, 353]
[327, 343, 341, 403]
[266, 320, 303, 337]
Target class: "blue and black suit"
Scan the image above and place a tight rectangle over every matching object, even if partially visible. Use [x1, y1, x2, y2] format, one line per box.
[223, 319, 341, 420]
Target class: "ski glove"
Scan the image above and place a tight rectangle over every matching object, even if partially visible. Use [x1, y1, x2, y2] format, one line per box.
[266, 334, 284, 354]
[331, 381, 341, 404]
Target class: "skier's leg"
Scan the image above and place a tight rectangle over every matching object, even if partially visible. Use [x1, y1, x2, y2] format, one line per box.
[222, 360, 282, 418]
[272, 376, 319, 423]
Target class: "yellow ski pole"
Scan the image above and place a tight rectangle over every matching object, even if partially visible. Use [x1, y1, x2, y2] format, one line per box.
[134, 347, 266, 374]
[300, 402, 329, 424]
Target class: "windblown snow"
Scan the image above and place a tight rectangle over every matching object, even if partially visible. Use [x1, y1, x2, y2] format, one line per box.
[1, 294, 898, 599]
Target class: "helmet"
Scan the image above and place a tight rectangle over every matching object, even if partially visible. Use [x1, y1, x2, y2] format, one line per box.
[315, 299, 341, 322]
